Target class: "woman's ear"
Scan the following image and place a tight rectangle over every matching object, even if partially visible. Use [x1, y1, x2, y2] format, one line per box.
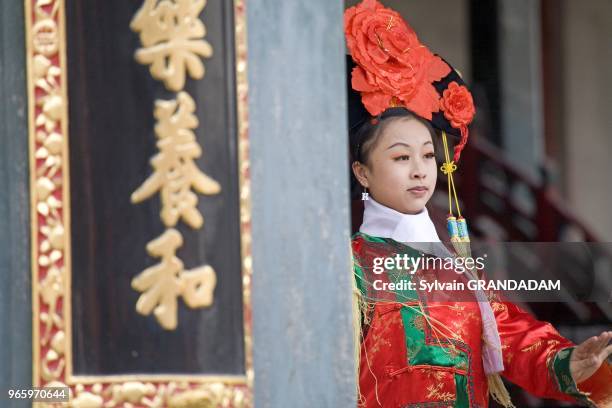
[351, 161, 369, 188]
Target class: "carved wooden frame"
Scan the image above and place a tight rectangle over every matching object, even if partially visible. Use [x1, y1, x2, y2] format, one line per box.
[24, 0, 252, 406]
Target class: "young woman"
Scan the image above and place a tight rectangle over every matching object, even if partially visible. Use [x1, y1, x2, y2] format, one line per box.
[346, 1, 612, 407]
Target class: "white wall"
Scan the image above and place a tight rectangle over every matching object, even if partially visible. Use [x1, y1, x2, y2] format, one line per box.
[561, 0, 612, 241]
[498, 0, 545, 181]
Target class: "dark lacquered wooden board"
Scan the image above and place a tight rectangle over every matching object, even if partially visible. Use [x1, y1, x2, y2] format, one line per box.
[67, 0, 245, 376]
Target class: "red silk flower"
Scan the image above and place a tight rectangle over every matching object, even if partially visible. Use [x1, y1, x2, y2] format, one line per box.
[439, 81, 475, 128]
[344, 0, 451, 119]
[439, 81, 475, 161]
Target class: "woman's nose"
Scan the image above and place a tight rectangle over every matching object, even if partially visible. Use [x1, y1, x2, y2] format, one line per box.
[410, 160, 426, 179]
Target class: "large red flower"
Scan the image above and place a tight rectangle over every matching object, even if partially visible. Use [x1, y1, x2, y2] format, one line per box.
[345, 0, 450, 119]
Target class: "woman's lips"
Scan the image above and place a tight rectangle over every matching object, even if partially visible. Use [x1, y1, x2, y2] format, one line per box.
[407, 186, 428, 196]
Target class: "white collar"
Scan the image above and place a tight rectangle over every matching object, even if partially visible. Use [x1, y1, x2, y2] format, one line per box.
[359, 198, 451, 257]
[360, 197, 441, 242]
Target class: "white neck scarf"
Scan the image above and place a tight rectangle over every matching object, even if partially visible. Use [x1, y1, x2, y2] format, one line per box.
[359, 198, 451, 258]
[360, 197, 440, 242]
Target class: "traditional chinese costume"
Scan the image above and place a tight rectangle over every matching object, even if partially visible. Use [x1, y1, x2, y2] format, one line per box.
[352, 198, 612, 408]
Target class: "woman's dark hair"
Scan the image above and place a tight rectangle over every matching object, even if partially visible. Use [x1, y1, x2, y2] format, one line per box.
[349, 107, 447, 200]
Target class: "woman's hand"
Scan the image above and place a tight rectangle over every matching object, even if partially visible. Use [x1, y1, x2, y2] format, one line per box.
[569, 331, 612, 384]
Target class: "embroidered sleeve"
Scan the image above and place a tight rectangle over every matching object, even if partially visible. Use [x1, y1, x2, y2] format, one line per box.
[551, 346, 612, 407]
[491, 300, 579, 403]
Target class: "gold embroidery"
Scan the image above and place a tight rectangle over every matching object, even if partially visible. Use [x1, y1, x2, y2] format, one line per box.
[446, 304, 466, 313]
[412, 314, 426, 331]
[562, 374, 573, 388]
[443, 343, 461, 359]
[521, 340, 543, 353]
[556, 348, 570, 360]
[486, 290, 501, 303]
[545, 348, 558, 374]
[426, 383, 454, 402]
[450, 320, 465, 342]
[447, 309, 478, 342]
[491, 301, 507, 313]
[368, 336, 391, 356]
[425, 369, 446, 382]
[368, 306, 398, 355]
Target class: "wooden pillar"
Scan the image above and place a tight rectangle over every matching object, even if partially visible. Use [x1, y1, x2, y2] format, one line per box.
[248, 0, 356, 406]
[0, 1, 32, 406]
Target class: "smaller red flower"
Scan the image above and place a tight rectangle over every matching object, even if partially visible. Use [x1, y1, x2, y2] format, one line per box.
[439, 82, 475, 162]
[439, 82, 475, 129]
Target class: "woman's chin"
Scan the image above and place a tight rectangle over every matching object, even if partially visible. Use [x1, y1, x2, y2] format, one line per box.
[398, 204, 426, 215]
[397, 197, 429, 215]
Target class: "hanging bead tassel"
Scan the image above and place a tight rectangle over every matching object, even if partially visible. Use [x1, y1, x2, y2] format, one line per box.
[457, 216, 470, 243]
[447, 215, 459, 242]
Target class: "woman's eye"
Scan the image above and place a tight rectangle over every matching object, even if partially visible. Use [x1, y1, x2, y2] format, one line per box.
[425, 152, 435, 159]
[394, 155, 410, 161]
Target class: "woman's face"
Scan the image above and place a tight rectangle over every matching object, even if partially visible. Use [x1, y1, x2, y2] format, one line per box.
[352, 118, 437, 214]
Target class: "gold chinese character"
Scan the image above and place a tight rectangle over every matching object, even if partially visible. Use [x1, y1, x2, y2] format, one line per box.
[131, 91, 221, 229]
[131, 0, 213, 91]
[132, 228, 217, 330]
